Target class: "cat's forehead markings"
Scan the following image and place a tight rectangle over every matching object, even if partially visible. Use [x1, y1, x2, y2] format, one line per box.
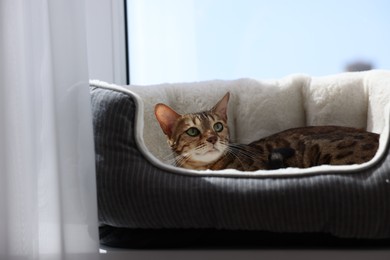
[197, 112, 213, 120]
[204, 112, 215, 120]
[184, 114, 201, 126]
[182, 116, 196, 127]
[194, 117, 201, 125]
[181, 112, 219, 130]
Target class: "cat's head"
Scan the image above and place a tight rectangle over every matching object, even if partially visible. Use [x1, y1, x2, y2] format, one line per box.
[154, 92, 230, 169]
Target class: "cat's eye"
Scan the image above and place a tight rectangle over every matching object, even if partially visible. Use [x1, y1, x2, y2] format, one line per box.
[213, 122, 224, 132]
[186, 127, 200, 137]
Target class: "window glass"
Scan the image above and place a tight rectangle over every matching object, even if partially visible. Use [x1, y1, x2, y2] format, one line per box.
[127, 0, 390, 84]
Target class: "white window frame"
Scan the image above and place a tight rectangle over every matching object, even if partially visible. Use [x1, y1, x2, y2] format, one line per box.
[85, 0, 128, 85]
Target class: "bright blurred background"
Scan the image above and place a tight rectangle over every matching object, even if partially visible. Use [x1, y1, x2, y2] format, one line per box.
[127, 0, 390, 85]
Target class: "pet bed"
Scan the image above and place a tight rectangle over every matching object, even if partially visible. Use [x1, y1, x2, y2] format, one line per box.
[90, 70, 390, 247]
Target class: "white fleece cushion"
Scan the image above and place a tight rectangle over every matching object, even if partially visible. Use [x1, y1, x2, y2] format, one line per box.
[124, 75, 309, 162]
[365, 70, 390, 133]
[111, 70, 389, 162]
[304, 73, 368, 128]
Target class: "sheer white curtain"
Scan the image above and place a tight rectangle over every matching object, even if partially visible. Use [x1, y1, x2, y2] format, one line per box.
[0, 0, 99, 259]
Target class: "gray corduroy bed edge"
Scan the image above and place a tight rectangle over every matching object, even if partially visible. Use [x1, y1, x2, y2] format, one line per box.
[90, 71, 390, 248]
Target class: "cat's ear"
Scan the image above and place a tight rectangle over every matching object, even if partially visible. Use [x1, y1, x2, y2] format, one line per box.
[212, 92, 230, 121]
[155, 103, 181, 138]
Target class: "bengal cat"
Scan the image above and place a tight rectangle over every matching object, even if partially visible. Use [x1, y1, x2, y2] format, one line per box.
[154, 92, 379, 171]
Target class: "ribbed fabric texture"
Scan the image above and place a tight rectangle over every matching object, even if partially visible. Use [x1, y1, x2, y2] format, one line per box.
[90, 86, 390, 239]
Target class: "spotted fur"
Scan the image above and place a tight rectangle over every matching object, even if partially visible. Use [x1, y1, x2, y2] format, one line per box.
[155, 92, 379, 171]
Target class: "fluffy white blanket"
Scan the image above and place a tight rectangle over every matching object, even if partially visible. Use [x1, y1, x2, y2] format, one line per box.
[92, 70, 390, 163]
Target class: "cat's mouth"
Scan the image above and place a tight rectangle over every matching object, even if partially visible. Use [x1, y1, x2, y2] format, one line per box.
[196, 147, 220, 155]
[206, 148, 219, 154]
[190, 144, 227, 164]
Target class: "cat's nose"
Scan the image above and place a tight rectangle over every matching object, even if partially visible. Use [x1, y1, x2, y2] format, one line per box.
[206, 135, 218, 144]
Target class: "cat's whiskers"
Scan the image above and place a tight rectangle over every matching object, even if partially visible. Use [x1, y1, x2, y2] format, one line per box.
[161, 152, 180, 166]
[225, 147, 246, 169]
[227, 143, 264, 163]
[216, 141, 245, 167]
[194, 144, 208, 153]
[174, 153, 191, 167]
[160, 150, 191, 167]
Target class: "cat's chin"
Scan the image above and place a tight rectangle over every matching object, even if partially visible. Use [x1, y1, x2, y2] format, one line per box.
[204, 149, 220, 157]
[192, 149, 224, 164]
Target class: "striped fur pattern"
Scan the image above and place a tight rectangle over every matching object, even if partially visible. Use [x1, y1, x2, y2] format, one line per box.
[155, 92, 379, 171]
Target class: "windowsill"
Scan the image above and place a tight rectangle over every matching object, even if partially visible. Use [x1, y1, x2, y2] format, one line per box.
[99, 246, 390, 260]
